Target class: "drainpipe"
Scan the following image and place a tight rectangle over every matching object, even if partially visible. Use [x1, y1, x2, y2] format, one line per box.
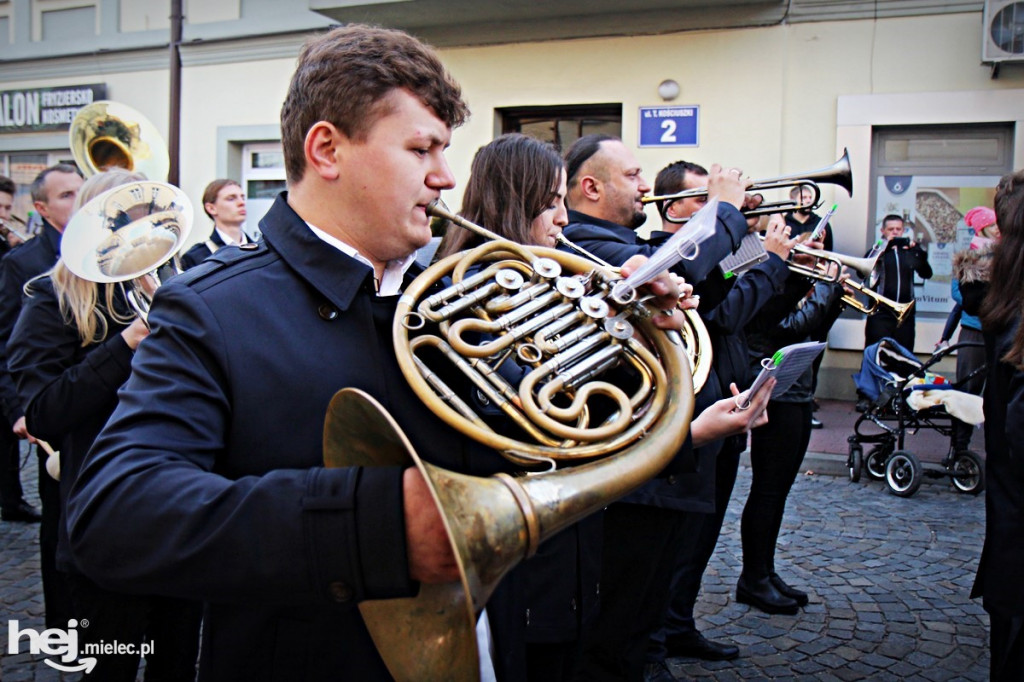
[168, 0, 183, 185]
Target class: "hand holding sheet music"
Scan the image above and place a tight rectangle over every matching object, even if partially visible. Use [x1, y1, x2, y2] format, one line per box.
[736, 340, 827, 409]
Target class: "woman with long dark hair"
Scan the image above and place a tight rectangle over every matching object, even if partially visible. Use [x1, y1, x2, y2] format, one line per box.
[7, 169, 202, 681]
[974, 169, 1024, 682]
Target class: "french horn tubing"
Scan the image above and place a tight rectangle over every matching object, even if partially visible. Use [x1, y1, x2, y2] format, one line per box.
[322, 200, 698, 681]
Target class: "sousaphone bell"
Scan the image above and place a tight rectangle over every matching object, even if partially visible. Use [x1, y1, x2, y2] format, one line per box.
[61, 181, 193, 324]
[69, 101, 170, 181]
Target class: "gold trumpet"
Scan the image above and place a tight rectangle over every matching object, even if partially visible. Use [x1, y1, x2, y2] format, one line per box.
[777, 241, 914, 326]
[643, 149, 853, 223]
[323, 201, 698, 681]
[69, 101, 169, 180]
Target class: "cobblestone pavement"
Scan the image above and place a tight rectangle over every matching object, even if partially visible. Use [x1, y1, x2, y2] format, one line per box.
[670, 467, 988, 681]
[2, 436, 988, 681]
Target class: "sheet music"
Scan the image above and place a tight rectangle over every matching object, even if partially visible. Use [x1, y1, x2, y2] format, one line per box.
[718, 232, 768, 277]
[739, 340, 827, 408]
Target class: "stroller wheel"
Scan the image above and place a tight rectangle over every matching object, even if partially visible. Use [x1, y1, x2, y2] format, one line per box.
[885, 450, 922, 497]
[951, 450, 985, 495]
[865, 445, 891, 481]
[848, 444, 863, 483]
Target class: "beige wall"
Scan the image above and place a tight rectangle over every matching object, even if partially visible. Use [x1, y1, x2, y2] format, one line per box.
[3, 10, 1020, 395]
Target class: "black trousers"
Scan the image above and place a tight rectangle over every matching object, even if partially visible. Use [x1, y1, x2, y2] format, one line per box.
[0, 421, 25, 510]
[67, 571, 202, 681]
[865, 309, 916, 352]
[952, 327, 985, 451]
[989, 611, 1024, 682]
[38, 448, 74, 629]
[741, 401, 813, 579]
[655, 445, 742, 643]
[574, 503, 687, 682]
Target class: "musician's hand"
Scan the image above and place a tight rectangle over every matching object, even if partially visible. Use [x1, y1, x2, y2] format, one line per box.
[121, 317, 150, 351]
[742, 193, 764, 230]
[762, 215, 797, 260]
[404, 467, 458, 584]
[690, 380, 774, 446]
[707, 164, 747, 210]
[12, 416, 37, 443]
[620, 254, 681, 310]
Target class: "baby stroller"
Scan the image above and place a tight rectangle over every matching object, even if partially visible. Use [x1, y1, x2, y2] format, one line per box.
[846, 337, 986, 497]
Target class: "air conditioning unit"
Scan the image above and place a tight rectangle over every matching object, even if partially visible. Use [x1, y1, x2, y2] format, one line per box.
[983, 0, 1024, 64]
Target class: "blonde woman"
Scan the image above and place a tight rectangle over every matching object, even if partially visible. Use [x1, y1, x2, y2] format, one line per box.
[7, 169, 201, 681]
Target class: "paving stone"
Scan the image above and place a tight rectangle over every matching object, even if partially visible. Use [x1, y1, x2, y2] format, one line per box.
[5, 445, 991, 681]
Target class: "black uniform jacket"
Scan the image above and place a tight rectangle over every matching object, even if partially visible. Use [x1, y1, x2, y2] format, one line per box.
[0, 220, 62, 423]
[561, 204, 747, 285]
[180, 228, 227, 270]
[972, 316, 1024, 617]
[746, 280, 844, 404]
[67, 194, 525, 681]
[7, 277, 133, 571]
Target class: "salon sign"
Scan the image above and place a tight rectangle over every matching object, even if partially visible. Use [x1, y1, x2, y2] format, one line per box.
[0, 84, 107, 133]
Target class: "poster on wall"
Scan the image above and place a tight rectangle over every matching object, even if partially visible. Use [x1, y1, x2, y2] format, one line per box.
[875, 175, 1000, 315]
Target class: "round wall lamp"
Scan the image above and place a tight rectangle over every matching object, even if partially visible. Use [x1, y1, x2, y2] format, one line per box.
[657, 79, 680, 101]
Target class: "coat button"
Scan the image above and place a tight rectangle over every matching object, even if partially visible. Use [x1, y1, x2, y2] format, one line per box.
[240, 243, 259, 251]
[667, 475, 677, 485]
[570, 597, 577, 612]
[318, 303, 339, 321]
[328, 581, 353, 602]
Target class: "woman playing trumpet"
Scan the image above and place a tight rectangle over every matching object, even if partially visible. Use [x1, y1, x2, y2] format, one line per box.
[7, 169, 201, 681]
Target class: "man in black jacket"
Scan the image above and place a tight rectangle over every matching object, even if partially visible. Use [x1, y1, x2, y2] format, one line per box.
[864, 214, 932, 351]
[564, 146, 779, 681]
[0, 164, 82, 629]
[180, 178, 250, 269]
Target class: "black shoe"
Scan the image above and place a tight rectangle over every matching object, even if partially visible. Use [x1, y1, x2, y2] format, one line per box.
[769, 572, 809, 607]
[812, 398, 821, 412]
[1, 500, 42, 522]
[664, 631, 739, 661]
[736, 575, 799, 615]
[643, 661, 676, 682]
[810, 417, 823, 429]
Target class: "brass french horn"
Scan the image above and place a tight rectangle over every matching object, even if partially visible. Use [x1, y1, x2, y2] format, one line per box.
[69, 101, 170, 181]
[60, 181, 193, 324]
[323, 200, 702, 681]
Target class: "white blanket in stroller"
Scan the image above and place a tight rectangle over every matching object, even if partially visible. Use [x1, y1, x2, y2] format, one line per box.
[905, 389, 985, 425]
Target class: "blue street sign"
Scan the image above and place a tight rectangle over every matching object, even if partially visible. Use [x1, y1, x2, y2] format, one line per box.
[638, 105, 699, 147]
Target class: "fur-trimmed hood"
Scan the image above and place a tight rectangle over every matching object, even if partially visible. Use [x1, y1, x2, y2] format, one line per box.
[953, 246, 993, 284]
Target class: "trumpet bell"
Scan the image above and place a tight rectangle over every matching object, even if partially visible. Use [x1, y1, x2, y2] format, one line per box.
[62, 181, 193, 284]
[69, 101, 169, 181]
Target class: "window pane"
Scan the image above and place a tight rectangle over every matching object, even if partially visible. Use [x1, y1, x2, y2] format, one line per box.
[250, 150, 284, 169]
[519, 120, 557, 145]
[884, 138, 1002, 164]
[247, 179, 286, 199]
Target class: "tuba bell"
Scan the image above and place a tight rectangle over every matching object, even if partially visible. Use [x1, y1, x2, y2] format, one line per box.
[69, 101, 170, 181]
[60, 181, 193, 324]
[323, 200, 703, 681]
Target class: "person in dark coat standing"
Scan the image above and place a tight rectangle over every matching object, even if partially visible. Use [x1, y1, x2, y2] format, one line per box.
[8, 169, 202, 681]
[561, 144, 775, 682]
[863, 214, 931, 351]
[180, 178, 250, 269]
[0, 173, 35, 522]
[0, 164, 82, 629]
[974, 168, 1024, 682]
